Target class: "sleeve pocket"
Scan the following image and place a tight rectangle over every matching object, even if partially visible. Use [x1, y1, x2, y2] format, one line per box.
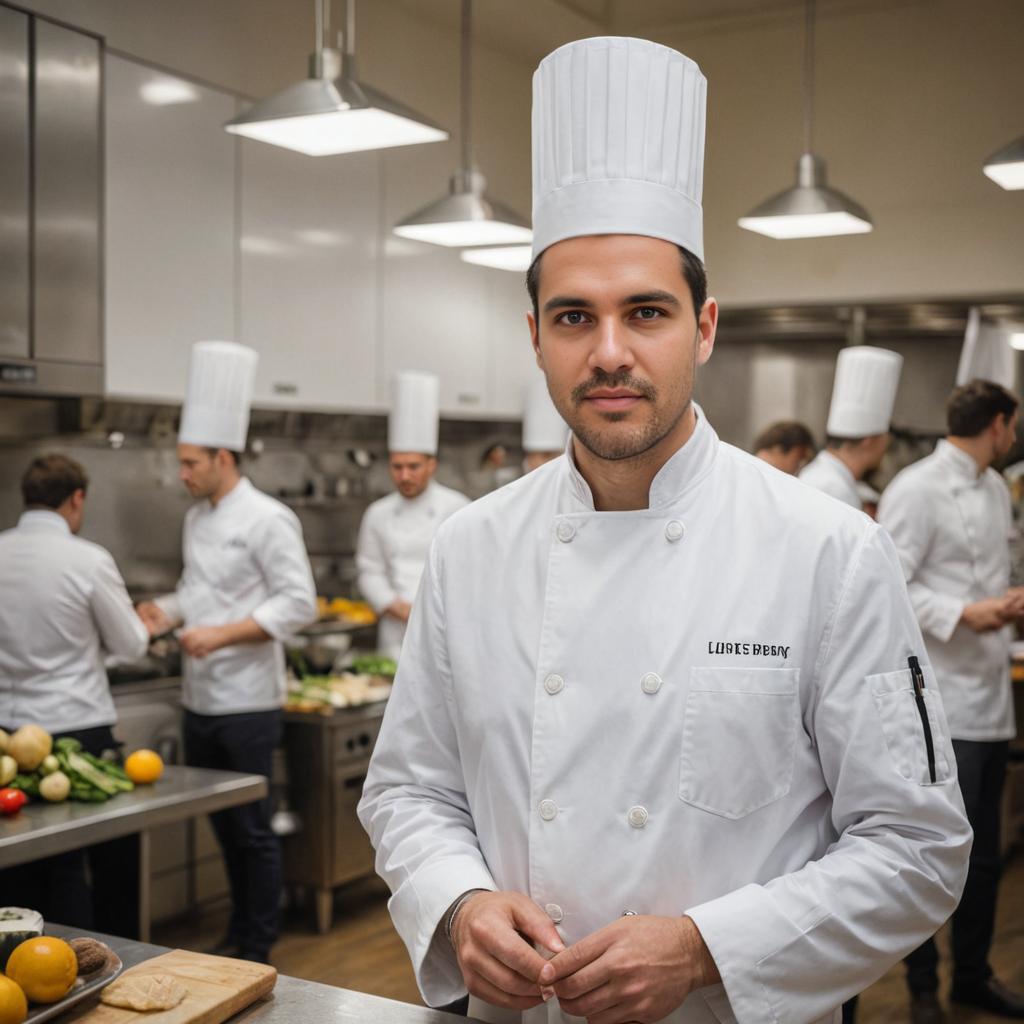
[869, 666, 953, 785]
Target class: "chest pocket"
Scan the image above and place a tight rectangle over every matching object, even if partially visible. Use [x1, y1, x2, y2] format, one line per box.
[679, 666, 800, 819]
[213, 543, 261, 594]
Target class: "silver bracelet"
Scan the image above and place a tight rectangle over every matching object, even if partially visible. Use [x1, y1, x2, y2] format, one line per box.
[445, 889, 487, 946]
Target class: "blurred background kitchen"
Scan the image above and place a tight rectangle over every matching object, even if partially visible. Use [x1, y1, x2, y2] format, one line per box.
[1, 0, 1023, 1020]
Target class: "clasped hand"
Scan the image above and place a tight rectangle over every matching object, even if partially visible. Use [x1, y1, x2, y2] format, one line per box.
[451, 892, 717, 1023]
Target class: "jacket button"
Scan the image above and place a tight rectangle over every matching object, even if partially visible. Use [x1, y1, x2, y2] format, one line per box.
[544, 903, 564, 923]
[665, 520, 684, 542]
[641, 672, 662, 695]
[556, 521, 576, 543]
[539, 799, 558, 821]
[544, 673, 565, 695]
[627, 805, 649, 829]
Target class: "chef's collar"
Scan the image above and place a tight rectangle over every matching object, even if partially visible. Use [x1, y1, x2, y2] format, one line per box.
[397, 479, 436, 509]
[935, 438, 984, 482]
[18, 509, 71, 534]
[564, 403, 718, 511]
[822, 450, 858, 488]
[208, 475, 252, 512]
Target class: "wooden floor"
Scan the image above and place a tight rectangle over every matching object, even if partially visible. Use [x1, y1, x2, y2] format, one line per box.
[155, 850, 1024, 1021]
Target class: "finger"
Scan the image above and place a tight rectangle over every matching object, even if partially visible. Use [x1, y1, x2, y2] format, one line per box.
[556, 980, 617, 1019]
[511, 900, 566, 957]
[463, 969, 546, 1011]
[553, 956, 614, 1001]
[485, 926, 552, 986]
[463, 949, 544, 999]
[546, 932, 608, 982]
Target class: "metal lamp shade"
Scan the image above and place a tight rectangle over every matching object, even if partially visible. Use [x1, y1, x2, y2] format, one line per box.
[739, 153, 872, 239]
[460, 245, 533, 271]
[394, 171, 532, 248]
[225, 59, 447, 156]
[983, 135, 1024, 191]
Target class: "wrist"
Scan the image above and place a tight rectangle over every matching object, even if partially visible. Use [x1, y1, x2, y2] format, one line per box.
[445, 888, 487, 949]
[680, 915, 719, 990]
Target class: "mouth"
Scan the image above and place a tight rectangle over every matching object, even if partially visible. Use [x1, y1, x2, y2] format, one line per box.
[582, 389, 645, 412]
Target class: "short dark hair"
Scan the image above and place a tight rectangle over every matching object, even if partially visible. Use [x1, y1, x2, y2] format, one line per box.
[204, 447, 241, 465]
[21, 453, 88, 509]
[526, 244, 708, 323]
[753, 421, 816, 454]
[947, 379, 1019, 437]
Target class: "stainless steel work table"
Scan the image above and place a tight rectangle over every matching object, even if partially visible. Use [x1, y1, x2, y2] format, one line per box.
[0, 766, 267, 941]
[51, 925, 479, 1024]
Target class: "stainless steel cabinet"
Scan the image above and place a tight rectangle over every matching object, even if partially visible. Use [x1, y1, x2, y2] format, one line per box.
[0, 5, 30, 359]
[33, 18, 102, 366]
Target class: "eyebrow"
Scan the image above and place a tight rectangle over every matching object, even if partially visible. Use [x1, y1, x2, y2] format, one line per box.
[542, 290, 682, 314]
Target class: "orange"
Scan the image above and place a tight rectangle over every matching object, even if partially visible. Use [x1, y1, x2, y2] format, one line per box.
[124, 748, 163, 784]
[5, 937, 76, 1004]
[0, 975, 27, 1024]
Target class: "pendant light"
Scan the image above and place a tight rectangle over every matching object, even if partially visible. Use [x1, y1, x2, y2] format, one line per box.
[983, 135, 1024, 190]
[225, 0, 447, 156]
[393, 0, 531, 248]
[460, 245, 533, 272]
[739, 0, 872, 239]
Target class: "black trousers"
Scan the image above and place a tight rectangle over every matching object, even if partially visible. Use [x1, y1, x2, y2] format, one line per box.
[0, 724, 141, 938]
[184, 708, 282, 959]
[905, 739, 1009, 994]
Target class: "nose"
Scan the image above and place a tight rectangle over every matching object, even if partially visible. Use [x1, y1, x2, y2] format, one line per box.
[588, 317, 634, 376]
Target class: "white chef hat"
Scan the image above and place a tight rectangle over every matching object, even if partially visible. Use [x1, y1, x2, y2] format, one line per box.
[523, 376, 569, 453]
[178, 340, 259, 452]
[531, 37, 707, 261]
[956, 306, 1016, 390]
[389, 371, 440, 455]
[827, 347, 903, 439]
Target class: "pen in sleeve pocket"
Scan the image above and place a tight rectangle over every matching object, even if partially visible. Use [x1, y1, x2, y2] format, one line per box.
[909, 655, 937, 784]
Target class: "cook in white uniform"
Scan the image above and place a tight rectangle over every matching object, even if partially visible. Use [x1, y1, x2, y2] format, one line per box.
[0, 453, 150, 936]
[138, 341, 317, 963]
[799, 346, 902, 509]
[359, 37, 971, 1024]
[879, 379, 1024, 1021]
[356, 371, 469, 661]
[522, 374, 569, 474]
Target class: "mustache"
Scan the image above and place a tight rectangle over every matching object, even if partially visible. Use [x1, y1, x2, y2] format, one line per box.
[571, 371, 657, 405]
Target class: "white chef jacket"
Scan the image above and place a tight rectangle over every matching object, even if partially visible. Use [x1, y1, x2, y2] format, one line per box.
[359, 411, 971, 1024]
[799, 450, 862, 509]
[356, 481, 470, 660]
[158, 478, 316, 716]
[0, 510, 148, 732]
[878, 439, 1015, 741]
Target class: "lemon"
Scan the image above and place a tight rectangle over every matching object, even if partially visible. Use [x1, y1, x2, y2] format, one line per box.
[0, 976, 27, 1024]
[124, 749, 163, 784]
[5, 936, 76, 1004]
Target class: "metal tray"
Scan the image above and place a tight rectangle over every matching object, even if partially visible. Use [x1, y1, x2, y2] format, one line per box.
[27, 947, 124, 1023]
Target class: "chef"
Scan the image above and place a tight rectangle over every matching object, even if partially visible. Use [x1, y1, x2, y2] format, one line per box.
[0, 453, 151, 935]
[752, 420, 816, 475]
[359, 36, 970, 1024]
[522, 374, 569, 473]
[879, 379, 1023, 1022]
[799, 346, 903, 509]
[356, 371, 469, 661]
[137, 341, 317, 964]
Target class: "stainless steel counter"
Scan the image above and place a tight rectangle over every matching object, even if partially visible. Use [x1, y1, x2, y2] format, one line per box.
[0, 766, 266, 940]
[51, 924, 479, 1024]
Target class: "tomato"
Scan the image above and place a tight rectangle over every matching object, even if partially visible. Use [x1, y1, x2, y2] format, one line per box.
[0, 788, 28, 814]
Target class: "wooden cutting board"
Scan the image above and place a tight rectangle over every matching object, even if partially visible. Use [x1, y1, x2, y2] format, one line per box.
[67, 949, 277, 1024]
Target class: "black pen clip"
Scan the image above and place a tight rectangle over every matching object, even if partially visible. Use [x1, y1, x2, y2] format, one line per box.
[908, 656, 937, 784]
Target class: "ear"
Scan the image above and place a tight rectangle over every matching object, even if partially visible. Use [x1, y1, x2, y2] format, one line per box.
[528, 311, 544, 370]
[71, 488, 86, 511]
[696, 298, 718, 367]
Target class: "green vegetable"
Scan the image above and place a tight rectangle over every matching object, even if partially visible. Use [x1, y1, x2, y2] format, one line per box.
[55, 737, 82, 754]
[349, 654, 398, 676]
[63, 750, 119, 796]
[9, 773, 39, 798]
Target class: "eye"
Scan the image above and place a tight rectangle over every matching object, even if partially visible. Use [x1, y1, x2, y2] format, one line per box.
[632, 306, 663, 320]
[555, 311, 589, 326]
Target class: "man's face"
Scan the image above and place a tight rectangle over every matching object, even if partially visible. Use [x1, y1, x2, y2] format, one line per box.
[389, 453, 436, 499]
[178, 444, 222, 499]
[994, 412, 1019, 460]
[528, 235, 716, 463]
